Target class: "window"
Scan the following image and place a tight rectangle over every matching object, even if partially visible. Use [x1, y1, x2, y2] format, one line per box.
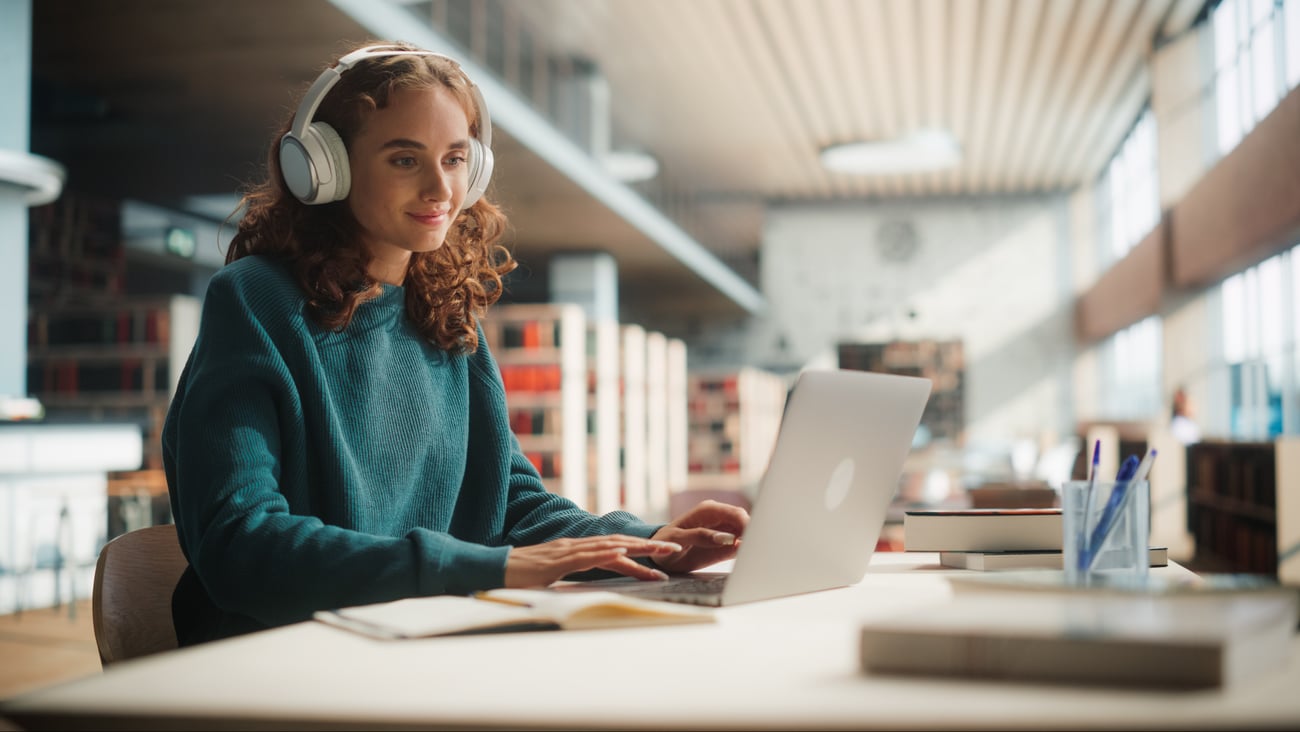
[1091, 106, 1161, 421]
[1100, 317, 1163, 421]
[1096, 109, 1159, 269]
[1218, 245, 1300, 437]
[1212, 0, 1296, 157]
[1289, 0, 1300, 86]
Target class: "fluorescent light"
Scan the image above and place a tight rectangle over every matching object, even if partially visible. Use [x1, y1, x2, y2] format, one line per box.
[820, 129, 962, 175]
[602, 149, 659, 183]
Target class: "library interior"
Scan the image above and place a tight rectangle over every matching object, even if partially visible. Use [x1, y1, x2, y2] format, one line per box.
[2, 0, 1300, 729]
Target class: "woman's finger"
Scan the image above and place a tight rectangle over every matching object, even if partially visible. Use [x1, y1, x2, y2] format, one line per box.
[664, 527, 738, 547]
[598, 555, 670, 581]
[565, 536, 682, 555]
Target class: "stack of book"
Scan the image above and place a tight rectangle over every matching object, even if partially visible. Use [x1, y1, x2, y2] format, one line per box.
[860, 578, 1299, 688]
[903, 508, 1168, 571]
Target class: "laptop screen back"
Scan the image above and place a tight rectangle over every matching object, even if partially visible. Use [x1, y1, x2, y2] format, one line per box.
[722, 369, 931, 605]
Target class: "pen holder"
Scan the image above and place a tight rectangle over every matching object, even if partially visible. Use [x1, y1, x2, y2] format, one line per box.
[1062, 480, 1150, 587]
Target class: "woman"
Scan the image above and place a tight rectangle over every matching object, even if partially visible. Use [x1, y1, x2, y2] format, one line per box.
[163, 41, 747, 645]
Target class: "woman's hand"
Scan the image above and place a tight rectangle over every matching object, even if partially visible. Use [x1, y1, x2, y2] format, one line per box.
[504, 535, 682, 588]
[649, 500, 750, 574]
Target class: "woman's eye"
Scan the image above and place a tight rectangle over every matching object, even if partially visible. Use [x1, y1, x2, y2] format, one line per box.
[446, 155, 467, 167]
[392, 156, 418, 168]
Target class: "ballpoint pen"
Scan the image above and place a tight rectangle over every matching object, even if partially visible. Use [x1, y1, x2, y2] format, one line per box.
[1129, 448, 1158, 485]
[1084, 450, 1157, 572]
[1076, 440, 1102, 572]
[1078, 454, 1139, 571]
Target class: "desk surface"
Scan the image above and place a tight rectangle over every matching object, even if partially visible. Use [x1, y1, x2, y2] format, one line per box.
[4, 553, 1300, 731]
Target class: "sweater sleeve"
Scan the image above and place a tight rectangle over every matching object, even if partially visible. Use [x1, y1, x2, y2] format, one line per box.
[165, 271, 509, 628]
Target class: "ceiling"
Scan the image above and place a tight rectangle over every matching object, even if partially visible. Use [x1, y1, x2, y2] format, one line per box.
[29, 0, 1206, 327]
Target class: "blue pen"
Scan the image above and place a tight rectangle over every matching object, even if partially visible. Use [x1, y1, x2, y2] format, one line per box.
[1076, 440, 1102, 571]
[1080, 454, 1140, 571]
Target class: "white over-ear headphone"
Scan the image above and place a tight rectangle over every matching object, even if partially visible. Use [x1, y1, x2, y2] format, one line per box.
[279, 44, 494, 209]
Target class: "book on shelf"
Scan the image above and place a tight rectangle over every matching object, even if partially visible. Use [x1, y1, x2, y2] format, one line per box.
[315, 589, 714, 640]
[939, 546, 1169, 571]
[903, 508, 1062, 552]
[860, 589, 1299, 688]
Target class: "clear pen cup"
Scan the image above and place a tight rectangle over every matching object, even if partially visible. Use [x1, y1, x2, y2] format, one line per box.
[1062, 479, 1150, 587]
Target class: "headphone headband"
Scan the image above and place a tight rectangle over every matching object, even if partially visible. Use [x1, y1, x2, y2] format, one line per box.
[280, 44, 494, 207]
[288, 45, 491, 144]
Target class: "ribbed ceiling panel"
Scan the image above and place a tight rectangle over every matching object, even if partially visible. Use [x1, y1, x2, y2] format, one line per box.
[504, 0, 1180, 215]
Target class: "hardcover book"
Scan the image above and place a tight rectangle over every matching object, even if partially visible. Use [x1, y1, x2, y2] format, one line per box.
[860, 590, 1299, 688]
[939, 546, 1168, 571]
[904, 508, 1062, 552]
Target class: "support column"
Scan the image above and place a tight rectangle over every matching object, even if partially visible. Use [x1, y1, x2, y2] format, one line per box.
[0, 0, 34, 399]
[549, 252, 618, 321]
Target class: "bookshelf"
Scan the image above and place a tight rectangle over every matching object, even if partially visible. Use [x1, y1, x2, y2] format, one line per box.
[685, 368, 786, 498]
[26, 295, 200, 471]
[1185, 440, 1279, 576]
[585, 319, 621, 514]
[838, 340, 964, 442]
[27, 194, 126, 302]
[620, 325, 647, 516]
[666, 339, 688, 500]
[482, 304, 588, 508]
[644, 331, 669, 523]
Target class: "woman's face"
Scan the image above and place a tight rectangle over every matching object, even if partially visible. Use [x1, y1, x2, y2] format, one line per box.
[347, 84, 472, 284]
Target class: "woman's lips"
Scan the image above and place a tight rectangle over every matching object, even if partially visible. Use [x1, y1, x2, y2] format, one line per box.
[407, 211, 447, 226]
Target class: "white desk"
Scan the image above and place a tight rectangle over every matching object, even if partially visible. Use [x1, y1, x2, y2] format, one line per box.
[4, 553, 1300, 730]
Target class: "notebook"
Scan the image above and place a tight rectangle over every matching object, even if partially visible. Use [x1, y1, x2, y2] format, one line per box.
[563, 368, 932, 606]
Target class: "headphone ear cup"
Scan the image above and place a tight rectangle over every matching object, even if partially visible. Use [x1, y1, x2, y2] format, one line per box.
[462, 137, 493, 210]
[312, 122, 351, 202]
[279, 122, 350, 204]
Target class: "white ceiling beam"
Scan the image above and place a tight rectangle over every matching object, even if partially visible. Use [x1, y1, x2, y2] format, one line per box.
[1016, 0, 1111, 192]
[961, 0, 1015, 191]
[722, 0, 835, 199]
[980, 0, 1046, 193]
[856, 0, 905, 197]
[995, 0, 1077, 192]
[695, 1, 816, 195]
[1035, 0, 1145, 189]
[1161, 0, 1206, 39]
[1057, 2, 1170, 184]
[754, 0, 840, 199]
[1073, 64, 1151, 185]
[824, 0, 881, 199]
[918, 0, 949, 195]
[943, 0, 981, 194]
[883, 0, 924, 196]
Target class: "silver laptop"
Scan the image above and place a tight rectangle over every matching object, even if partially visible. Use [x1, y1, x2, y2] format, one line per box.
[566, 368, 932, 606]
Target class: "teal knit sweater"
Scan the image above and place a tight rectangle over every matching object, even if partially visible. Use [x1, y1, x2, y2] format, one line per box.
[163, 255, 657, 643]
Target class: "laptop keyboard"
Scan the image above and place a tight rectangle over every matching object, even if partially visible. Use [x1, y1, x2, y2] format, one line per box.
[614, 575, 729, 606]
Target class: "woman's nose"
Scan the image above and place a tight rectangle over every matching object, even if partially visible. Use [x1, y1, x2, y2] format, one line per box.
[422, 168, 451, 202]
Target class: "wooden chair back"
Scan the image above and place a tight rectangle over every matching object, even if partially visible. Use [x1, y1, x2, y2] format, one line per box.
[92, 524, 189, 666]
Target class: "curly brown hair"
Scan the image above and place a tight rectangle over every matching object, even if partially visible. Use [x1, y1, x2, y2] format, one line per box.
[226, 41, 515, 353]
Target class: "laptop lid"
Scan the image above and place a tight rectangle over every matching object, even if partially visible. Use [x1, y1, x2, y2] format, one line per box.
[720, 369, 931, 605]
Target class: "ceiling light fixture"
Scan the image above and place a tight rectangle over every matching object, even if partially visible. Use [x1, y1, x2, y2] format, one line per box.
[820, 128, 962, 175]
[0, 150, 66, 206]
